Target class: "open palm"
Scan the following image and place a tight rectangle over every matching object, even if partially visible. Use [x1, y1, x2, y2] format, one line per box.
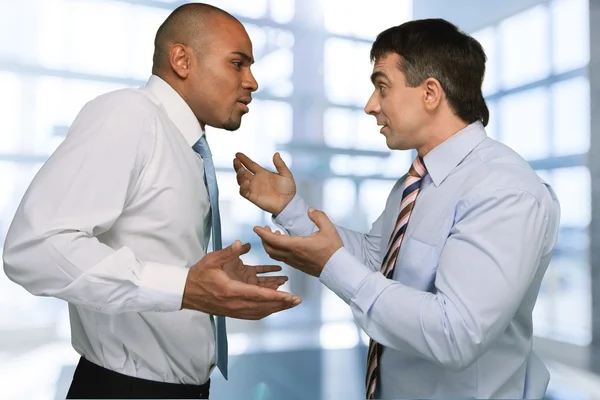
[234, 152, 296, 215]
[223, 256, 288, 290]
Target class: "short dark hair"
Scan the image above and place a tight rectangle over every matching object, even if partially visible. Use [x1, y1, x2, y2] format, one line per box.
[370, 18, 489, 127]
[152, 3, 237, 73]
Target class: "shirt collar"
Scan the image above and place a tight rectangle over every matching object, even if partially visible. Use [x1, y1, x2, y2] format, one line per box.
[144, 75, 204, 146]
[423, 121, 488, 186]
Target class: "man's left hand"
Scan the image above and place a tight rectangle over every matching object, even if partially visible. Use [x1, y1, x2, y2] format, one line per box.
[254, 208, 343, 277]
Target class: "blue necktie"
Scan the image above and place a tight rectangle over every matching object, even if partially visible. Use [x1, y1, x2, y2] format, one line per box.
[192, 135, 228, 380]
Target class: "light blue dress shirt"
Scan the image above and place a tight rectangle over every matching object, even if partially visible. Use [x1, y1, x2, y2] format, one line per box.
[274, 122, 561, 399]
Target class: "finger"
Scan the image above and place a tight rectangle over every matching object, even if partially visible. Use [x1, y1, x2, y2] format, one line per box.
[308, 208, 335, 233]
[254, 226, 295, 249]
[235, 162, 253, 185]
[229, 280, 302, 305]
[228, 300, 300, 319]
[257, 276, 288, 286]
[257, 282, 285, 290]
[218, 240, 250, 261]
[239, 180, 251, 198]
[273, 152, 293, 178]
[233, 158, 253, 176]
[253, 265, 283, 274]
[239, 242, 251, 256]
[235, 152, 263, 174]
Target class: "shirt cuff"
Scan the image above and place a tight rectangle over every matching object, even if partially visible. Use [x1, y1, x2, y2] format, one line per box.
[272, 193, 315, 236]
[319, 247, 373, 304]
[138, 262, 190, 312]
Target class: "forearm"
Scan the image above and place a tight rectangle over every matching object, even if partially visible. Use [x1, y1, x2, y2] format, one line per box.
[3, 227, 189, 314]
[320, 248, 510, 371]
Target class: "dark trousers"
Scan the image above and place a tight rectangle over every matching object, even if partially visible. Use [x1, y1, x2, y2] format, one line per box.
[66, 356, 210, 399]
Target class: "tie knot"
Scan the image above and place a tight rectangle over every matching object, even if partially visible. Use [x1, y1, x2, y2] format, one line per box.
[408, 156, 427, 178]
[192, 135, 212, 158]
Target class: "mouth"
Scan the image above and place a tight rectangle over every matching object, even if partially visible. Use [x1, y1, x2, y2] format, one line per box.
[237, 97, 252, 112]
[378, 123, 388, 134]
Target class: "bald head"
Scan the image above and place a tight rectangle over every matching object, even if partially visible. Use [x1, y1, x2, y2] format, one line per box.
[152, 3, 241, 73]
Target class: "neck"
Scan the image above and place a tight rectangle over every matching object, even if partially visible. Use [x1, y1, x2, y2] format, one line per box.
[155, 71, 207, 132]
[416, 115, 470, 157]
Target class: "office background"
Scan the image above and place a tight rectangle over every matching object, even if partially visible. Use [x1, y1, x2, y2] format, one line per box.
[1, 0, 599, 398]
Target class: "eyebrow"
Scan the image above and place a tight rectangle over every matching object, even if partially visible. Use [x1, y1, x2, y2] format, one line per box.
[370, 71, 390, 84]
[231, 51, 254, 65]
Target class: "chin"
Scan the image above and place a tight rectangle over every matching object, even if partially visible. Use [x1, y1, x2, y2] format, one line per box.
[386, 139, 412, 151]
[222, 118, 242, 131]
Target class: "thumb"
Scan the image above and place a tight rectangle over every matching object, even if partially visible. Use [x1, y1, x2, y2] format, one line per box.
[219, 240, 251, 261]
[273, 152, 293, 178]
[308, 208, 334, 232]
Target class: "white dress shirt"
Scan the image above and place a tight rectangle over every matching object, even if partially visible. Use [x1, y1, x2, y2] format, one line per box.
[275, 122, 561, 399]
[2, 75, 218, 384]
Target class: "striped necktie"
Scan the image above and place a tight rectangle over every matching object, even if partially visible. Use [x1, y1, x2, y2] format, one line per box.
[366, 156, 427, 399]
[192, 135, 228, 380]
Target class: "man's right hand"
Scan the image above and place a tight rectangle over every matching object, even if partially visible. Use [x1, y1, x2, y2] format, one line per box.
[233, 152, 296, 215]
[181, 241, 302, 320]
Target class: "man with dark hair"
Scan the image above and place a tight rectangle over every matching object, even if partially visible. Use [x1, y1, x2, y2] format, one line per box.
[234, 18, 560, 399]
[3, 3, 301, 399]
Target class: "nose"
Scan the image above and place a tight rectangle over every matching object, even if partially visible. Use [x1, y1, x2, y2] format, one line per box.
[364, 91, 380, 115]
[243, 68, 259, 92]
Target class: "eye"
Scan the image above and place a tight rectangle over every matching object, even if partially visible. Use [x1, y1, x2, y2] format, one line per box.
[232, 61, 243, 69]
[378, 84, 386, 94]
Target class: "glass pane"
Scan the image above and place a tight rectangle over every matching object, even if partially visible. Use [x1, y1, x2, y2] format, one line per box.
[36, 0, 68, 69]
[552, 0, 589, 74]
[382, 151, 412, 178]
[128, 5, 171, 80]
[269, 0, 294, 24]
[471, 26, 498, 96]
[499, 5, 550, 89]
[0, 72, 22, 153]
[485, 100, 497, 140]
[210, 99, 291, 167]
[324, 108, 387, 151]
[356, 112, 389, 151]
[552, 166, 590, 227]
[32, 77, 127, 154]
[330, 155, 353, 175]
[324, 108, 354, 149]
[211, 0, 267, 19]
[323, 178, 356, 221]
[552, 77, 590, 156]
[498, 87, 550, 160]
[321, 288, 353, 322]
[247, 25, 294, 98]
[0, 0, 35, 62]
[323, 0, 412, 40]
[64, 0, 132, 77]
[215, 171, 263, 243]
[535, 169, 553, 185]
[0, 161, 61, 330]
[324, 39, 373, 107]
[359, 179, 395, 228]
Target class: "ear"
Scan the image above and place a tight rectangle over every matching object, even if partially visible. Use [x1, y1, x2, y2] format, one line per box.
[169, 44, 192, 79]
[422, 77, 444, 111]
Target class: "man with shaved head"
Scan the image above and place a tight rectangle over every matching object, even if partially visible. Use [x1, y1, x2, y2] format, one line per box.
[3, 3, 300, 399]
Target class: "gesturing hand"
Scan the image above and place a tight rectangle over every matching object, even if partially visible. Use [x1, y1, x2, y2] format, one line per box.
[254, 208, 343, 277]
[222, 243, 289, 290]
[182, 240, 301, 320]
[233, 152, 296, 215]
